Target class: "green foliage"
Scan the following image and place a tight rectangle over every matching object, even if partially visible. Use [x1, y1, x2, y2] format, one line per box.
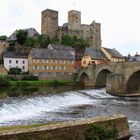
[61, 35, 73, 46]
[0, 35, 7, 41]
[37, 35, 50, 48]
[5, 75, 17, 81]
[16, 30, 28, 45]
[21, 75, 39, 81]
[61, 35, 90, 48]
[8, 40, 16, 47]
[25, 37, 37, 47]
[85, 124, 118, 140]
[6, 46, 16, 51]
[0, 76, 10, 86]
[37, 35, 60, 48]
[9, 67, 22, 74]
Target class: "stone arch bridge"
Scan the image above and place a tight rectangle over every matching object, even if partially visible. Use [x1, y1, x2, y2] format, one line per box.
[78, 62, 140, 96]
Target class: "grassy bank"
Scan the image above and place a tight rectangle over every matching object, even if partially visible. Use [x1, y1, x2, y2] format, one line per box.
[9, 80, 79, 86]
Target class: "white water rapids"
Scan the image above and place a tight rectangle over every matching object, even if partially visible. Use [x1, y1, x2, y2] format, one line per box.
[0, 88, 139, 139]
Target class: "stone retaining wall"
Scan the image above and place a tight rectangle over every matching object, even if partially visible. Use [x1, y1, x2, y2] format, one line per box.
[0, 115, 130, 140]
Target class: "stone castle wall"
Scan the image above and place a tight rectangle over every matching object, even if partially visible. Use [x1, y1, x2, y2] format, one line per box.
[41, 9, 101, 48]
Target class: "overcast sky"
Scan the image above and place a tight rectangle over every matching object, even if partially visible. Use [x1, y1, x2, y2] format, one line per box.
[0, 0, 140, 56]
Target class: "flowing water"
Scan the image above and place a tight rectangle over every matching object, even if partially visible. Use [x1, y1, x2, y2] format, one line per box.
[0, 86, 139, 139]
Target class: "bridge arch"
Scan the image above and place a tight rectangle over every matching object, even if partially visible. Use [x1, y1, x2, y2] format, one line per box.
[95, 69, 112, 88]
[79, 72, 90, 86]
[126, 70, 140, 94]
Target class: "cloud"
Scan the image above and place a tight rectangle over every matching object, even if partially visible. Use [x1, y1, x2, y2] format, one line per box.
[0, 0, 140, 55]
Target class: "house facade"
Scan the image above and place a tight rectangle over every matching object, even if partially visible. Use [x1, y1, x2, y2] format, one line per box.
[3, 52, 28, 72]
[0, 65, 8, 75]
[82, 47, 108, 67]
[28, 44, 75, 80]
[101, 47, 125, 62]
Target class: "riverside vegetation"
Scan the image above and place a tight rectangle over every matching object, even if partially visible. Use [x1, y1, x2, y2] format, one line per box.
[0, 75, 78, 87]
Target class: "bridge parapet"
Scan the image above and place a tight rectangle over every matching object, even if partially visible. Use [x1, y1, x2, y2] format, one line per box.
[78, 61, 140, 95]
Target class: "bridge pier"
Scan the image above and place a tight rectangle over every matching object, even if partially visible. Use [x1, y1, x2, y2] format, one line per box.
[106, 74, 126, 96]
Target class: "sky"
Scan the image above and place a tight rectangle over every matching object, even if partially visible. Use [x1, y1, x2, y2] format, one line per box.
[0, 0, 140, 56]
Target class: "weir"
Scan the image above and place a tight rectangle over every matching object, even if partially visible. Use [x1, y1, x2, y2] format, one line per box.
[0, 115, 130, 140]
[0, 87, 139, 138]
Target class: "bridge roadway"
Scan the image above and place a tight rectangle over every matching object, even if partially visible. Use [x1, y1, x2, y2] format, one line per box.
[78, 62, 140, 96]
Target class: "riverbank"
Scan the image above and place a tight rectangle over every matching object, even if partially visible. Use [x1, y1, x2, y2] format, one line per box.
[8, 80, 79, 86]
[0, 115, 130, 140]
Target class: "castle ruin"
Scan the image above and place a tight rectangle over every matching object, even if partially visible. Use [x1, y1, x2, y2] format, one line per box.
[41, 9, 101, 48]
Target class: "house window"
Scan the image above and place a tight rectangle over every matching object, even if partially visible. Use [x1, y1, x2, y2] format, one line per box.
[9, 60, 11, 64]
[34, 72, 38, 76]
[22, 66, 25, 70]
[33, 65, 38, 70]
[83, 61, 86, 64]
[69, 60, 73, 64]
[60, 66, 65, 70]
[44, 66, 48, 70]
[51, 72, 56, 76]
[16, 60, 18, 64]
[60, 60, 65, 64]
[51, 59, 57, 63]
[33, 59, 39, 63]
[43, 59, 48, 63]
[22, 60, 25, 64]
[51, 66, 56, 70]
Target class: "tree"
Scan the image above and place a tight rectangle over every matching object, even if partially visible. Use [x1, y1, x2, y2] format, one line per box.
[7, 46, 16, 51]
[9, 67, 22, 74]
[0, 35, 7, 41]
[25, 37, 37, 47]
[61, 35, 74, 46]
[37, 35, 51, 48]
[61, 35, 89, 48]
[16, 30, 28, 45]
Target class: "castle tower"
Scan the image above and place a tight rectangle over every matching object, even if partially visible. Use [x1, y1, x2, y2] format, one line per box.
[94, 23, 102, 47]
[41, 9, 58, 38]
[68, 10, 81, 30]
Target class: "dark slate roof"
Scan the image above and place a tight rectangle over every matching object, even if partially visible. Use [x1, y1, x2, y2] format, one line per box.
[48, 44, 74, 51]
[102, 47, 124, 58]
[3, 52, 28, 58]
[31, 44, 75, 60]
[84, 47, 108, 60]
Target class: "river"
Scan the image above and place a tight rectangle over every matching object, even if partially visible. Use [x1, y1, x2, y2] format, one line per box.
[0, 86, 139, 139]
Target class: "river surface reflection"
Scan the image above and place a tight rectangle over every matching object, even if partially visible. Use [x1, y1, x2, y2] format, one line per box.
[0, 86, 139, 139]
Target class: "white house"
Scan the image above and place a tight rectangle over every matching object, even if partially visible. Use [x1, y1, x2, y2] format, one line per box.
[3, 52, 28, 72]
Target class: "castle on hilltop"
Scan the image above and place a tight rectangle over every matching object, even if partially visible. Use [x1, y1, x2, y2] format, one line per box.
[41, 9, 101, 48]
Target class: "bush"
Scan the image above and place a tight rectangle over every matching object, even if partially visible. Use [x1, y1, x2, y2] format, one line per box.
[21, 75, 38, 81]
[85, 124, 118, 140]
[0, 76, 10, 86]
[9, 67, 22, 74]
[5, 75, 17, 81]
